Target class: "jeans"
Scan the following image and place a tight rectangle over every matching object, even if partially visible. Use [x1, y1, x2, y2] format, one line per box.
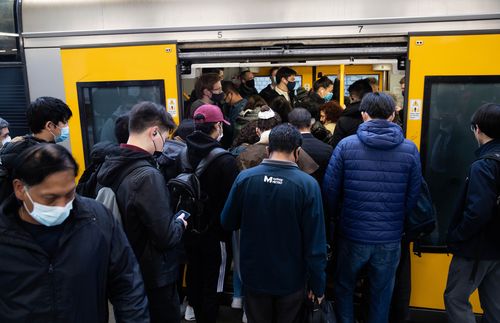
[233, 231, 243, 298]
[444, 256, 500, 323]
[334, 238, 401, 323]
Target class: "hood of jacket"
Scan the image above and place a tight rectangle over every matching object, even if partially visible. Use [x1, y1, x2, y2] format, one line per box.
[476, 138, 500, 158]
[97, 146, 155, 187]
[357, 119, 404, 150]
[185, 130, 222, 167]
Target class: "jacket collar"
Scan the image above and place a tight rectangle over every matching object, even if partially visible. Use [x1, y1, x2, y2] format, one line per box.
[476, 139, 500, 158]
[262, 159, 298, 168]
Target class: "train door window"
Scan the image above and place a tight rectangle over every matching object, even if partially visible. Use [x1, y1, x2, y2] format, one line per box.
[77, 80, 165, 166]
[344, 74, 379, 96]
[254, 75, 303, 94]
[420, 76, 500, 249]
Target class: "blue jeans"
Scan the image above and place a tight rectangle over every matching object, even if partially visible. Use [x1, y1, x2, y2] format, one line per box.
[334, 238, 401, 323]
[233, 231, 243, 298]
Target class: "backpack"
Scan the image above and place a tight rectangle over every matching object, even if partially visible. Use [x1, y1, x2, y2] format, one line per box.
[95, 161, 150, 225]
[167, 147, 230, 234]
[0, 136, 41, 201]
[405, 179, 436, 243]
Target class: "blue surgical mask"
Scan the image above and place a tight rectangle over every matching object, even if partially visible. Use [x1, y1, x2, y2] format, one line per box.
[51, 125, 70, 143]
[24, 189, 73, 226]
[324, 92, 333, 102]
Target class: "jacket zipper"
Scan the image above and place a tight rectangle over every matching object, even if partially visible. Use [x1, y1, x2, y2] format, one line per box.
[48, 262, 56, 321]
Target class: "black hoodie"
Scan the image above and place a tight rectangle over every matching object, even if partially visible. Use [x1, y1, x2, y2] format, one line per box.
[184, 131, 239, 241]
[329, 101, 363, 148]
[97, 146, 184, 289]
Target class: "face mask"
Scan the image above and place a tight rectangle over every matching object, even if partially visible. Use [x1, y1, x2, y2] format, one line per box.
[153, 131, 165, 153]
[1, 135, 11, 146]
[211, 92, 225, 103]
[24, 189, 73, 226]
[52, 125, 70, 143]
[324, 92, 333, 102]
[287, 81, 296, 92]
[217, 124, 224, 142]
[246, 79, 255, 88]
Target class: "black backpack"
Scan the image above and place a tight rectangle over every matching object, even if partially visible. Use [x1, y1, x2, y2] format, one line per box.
[405, 179, 436, 243]
[167, 147, 230, 234]
[0, 136, 41, 201]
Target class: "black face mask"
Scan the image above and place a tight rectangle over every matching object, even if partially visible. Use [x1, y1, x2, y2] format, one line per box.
[287, 81, 296, 92]
[246, 79, 255, 88]
[211, 92, 225, 103]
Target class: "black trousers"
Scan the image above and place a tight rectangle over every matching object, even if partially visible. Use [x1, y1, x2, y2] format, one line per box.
[389, 240, 411, 323]
[148, 282, 181, 323]
[186, 233, 225, 323]
[246, 289, 304, 323]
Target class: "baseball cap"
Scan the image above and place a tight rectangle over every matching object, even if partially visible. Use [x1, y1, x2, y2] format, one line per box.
[193, 104, 230, 125]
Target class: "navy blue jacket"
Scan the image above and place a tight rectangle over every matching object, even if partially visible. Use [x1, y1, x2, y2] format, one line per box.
[221, 159, 327, 296]
[447, 139, 500, 260]
[323, 119, 422, 244]
[0, 195, 149, 322]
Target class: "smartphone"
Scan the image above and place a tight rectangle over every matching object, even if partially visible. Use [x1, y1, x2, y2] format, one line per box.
[175, 210, 191, 220]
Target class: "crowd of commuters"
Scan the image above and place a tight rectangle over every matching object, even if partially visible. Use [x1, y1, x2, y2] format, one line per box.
[0, 66, 498, 323]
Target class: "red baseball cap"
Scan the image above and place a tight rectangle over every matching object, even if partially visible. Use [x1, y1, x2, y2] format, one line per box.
[193, 104, 230, 125]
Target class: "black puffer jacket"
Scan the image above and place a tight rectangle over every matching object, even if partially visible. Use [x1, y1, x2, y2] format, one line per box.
[0, 195, 149, 323]
[329, 101, 363, 148]
[447, 139, 500, 260]
[97, 146, 185, 289]
[184, 131, 239, 242]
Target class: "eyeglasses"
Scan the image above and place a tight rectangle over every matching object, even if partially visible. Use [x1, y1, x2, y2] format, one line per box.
[470, 123, 477, 132]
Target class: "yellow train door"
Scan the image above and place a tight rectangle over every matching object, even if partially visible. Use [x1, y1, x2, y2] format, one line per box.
[406, 32, 500, 314]
[60, 44, 179, 171]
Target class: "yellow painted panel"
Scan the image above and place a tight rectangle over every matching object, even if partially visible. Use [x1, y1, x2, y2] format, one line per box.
[60, 44, 178, 174]
[407, 33, 500, 313]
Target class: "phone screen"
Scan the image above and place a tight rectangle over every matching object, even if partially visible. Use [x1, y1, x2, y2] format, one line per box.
[176, 210, 191, 220]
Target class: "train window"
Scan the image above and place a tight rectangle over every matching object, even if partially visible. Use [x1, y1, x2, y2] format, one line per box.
[419, 76, 500, 250]
[77, 80, 166, 166]
[0, 0, 20, 62]
[254, 75, 302, 94]
[344, 74, 378, 96]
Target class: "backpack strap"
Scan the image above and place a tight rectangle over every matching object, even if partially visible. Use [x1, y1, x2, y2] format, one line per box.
[195, 147, 230, 177]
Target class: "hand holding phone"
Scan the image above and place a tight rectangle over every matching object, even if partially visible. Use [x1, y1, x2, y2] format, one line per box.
[175, 210, 190, 228]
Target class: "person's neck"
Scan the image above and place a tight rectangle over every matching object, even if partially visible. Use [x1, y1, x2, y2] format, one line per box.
[126, 137, 153, 154]
[269, 151, 295, 163]
[33, 132, 53, 142]
[277, 83, 288, 92]
[480, 137, 494, 146]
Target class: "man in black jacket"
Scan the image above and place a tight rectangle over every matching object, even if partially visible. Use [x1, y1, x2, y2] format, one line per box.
[288, 108, 332, 185]
[330, 79, 372, 148]
[97, 102, 187, 323]
[185, 104, 239, 323]
[0, 143, 148, 322]
[444, 103, 500, 323]
[260, 67, 298, 107]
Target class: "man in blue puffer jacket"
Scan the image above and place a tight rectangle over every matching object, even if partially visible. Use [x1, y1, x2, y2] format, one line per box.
[323, 92, 422, 323]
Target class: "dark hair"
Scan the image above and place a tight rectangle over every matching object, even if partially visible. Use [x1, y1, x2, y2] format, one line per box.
[270, 96, 292, 122]
[13, 143, 78, 186]
[320, 101, 343, 123]
[222, 81, 240, 95]
[399, 76, 406, 85]
[348, 79, 372, 99]
[313, 76, 334, 92]
[114, 114, 130, 144]
[359, 92, 396, 119]
[173, 119, 196, 141]
[298, 96, 321, 120]
[27, 97, 73, 134]
[129, 102, 176, 134]
[240, 70, 252, 80]
[366, 77, 378, 86]
[471, 103, 500, 139]
[195, 73, 221, 98]
[288, 108, 312, 129]
[244, 95, 268, 110]
[268, 123, 302, 154]
[194, 122, 217, 135]
[275, 67, 297, 85]
[257, 106, 281, 131]
[233, 120, 259, 146]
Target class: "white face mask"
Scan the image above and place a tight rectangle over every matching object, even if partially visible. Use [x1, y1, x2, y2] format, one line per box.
[217, 123, 224, 142]
[1, 135, 11, 146]
[24, 188, 73, 226]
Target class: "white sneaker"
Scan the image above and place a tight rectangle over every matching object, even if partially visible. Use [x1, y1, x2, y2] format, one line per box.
[184, 305, 196, 321]
[231, 297, 243, 309]
[242, 311, 247, 323]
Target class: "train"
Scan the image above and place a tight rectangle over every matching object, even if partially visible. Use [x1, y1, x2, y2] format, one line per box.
[1, 0, 500, 321]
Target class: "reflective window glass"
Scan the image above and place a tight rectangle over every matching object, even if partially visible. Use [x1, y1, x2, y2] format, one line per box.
[420, 76, 500, 249]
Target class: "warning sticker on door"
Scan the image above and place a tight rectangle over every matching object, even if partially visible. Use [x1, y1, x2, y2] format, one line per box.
[409, 99, 422, 120]
[167, 98, 177, 117]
